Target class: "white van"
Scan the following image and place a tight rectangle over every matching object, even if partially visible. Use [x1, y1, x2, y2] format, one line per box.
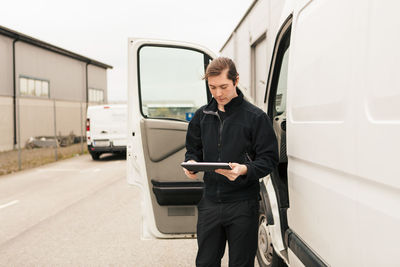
[127, 1, 400, 266]
[86, 104, 127, 160]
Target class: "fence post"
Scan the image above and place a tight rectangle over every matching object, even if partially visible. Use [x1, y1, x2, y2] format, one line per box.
[17, 94, 21, 170]
[53, 98, 58, 161]
[80, 102, 84, 154]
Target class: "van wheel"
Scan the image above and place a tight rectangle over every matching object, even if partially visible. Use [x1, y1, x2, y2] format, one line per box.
[90, 152, 101, 160]
[256, 214, 286, 267]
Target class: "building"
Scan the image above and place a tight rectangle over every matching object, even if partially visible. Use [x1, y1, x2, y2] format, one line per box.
[220, 0, 285, 109]
[0, 25, 112, 152]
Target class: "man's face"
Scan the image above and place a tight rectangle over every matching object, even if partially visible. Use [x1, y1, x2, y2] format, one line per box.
[208, 69, 238, 108]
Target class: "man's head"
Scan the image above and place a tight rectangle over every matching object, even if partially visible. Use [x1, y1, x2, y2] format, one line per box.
[204, 57, 239, 109]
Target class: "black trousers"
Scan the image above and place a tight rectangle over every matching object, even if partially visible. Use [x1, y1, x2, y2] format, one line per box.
[195, 197, 259, 267]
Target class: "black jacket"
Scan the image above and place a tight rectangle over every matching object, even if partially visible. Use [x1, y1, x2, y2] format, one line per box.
[185, 89, 279, 202]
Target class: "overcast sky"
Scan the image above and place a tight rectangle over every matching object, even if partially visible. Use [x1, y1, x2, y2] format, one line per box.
[1, 0, 253, 101]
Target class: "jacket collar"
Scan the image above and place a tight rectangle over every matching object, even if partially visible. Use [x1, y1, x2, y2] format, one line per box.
[203, 89, 244, 116]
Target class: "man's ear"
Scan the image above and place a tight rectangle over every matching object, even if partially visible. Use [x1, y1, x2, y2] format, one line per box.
[234, 75, 239, 86]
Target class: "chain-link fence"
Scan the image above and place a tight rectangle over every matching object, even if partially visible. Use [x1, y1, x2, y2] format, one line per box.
[0, 99, 87, 176]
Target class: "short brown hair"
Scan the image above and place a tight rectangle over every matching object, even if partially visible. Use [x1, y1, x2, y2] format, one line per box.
[204, 57, 239, 85]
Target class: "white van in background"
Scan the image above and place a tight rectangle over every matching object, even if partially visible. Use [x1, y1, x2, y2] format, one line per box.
[86, 104, 127, 160]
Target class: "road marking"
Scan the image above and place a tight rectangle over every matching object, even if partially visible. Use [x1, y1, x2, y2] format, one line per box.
[79, 168, 102, 173]
[36, 168, 77, 172]
[0, 200, 19, 210]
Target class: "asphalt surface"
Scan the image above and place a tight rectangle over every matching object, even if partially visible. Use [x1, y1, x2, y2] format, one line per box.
[0, 153, 248, 266]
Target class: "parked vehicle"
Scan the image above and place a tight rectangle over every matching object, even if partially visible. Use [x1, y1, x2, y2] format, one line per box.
[86, 104, 127, 160]
[127, 1, 400, 266]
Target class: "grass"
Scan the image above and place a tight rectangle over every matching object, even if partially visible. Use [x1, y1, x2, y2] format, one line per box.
[0, 143, 88, 176]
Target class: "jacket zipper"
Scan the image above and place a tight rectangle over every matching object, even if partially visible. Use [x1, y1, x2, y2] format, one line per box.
[217, 113, 224, 161]
[216, 113, 224, 202]
[203, 110, 225, 160]
[203, 109, 224, 201]
[245, 152, 253, 162]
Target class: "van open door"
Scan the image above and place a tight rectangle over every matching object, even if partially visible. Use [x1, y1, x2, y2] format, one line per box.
[127, 39, 216, 239]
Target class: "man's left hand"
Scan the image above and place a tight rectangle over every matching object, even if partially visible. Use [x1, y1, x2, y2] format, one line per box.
[215, 162, 247, 181]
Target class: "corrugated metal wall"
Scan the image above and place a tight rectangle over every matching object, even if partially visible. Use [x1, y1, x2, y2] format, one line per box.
[0, 32, 108, 152]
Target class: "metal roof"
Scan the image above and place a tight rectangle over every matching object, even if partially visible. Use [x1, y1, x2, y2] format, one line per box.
[0, 25, 112, 69]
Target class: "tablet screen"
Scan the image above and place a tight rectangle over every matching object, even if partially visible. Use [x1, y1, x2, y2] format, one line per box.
[181, 162, 232, 172]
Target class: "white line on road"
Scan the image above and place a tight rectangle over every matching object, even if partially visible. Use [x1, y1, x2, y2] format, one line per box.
[79, 168, 102, 173]
[36, 168, 77, 172]
[0, 200, 19, 210]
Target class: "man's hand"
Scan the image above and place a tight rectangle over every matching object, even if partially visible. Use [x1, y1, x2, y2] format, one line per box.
[183, 160, 198, 179]
[215, 162, 247, 181]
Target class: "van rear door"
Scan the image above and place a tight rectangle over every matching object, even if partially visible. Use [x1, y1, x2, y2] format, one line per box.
[89, 105, 127, 147]
[127, 39, 216, 238]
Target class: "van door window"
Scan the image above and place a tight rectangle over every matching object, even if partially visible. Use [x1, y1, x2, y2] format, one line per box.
[266, 23, 291, 118]
[138, 46, 208, 121]
[275, 49, 289, 115]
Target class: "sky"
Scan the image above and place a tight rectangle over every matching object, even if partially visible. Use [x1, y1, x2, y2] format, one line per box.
[1, 0, 253, 102]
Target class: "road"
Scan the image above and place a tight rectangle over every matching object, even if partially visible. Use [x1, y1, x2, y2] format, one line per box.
[0, 153, 240, 266]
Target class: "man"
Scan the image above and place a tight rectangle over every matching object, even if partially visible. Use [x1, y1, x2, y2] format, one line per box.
[183, 57, 279, 267]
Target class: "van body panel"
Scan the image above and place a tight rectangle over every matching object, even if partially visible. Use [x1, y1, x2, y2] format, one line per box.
[286, 0, 400, 266]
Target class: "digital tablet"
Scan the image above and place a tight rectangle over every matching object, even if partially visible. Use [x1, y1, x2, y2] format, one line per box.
[181, 162, 232, 172]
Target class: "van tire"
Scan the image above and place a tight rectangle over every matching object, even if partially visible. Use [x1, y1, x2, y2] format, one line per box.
[256, 213, 286, 267]
[90, 152, 101, 160]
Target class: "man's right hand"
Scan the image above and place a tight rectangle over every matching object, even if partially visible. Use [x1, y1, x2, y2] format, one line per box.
[183, 160, 198, 179]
